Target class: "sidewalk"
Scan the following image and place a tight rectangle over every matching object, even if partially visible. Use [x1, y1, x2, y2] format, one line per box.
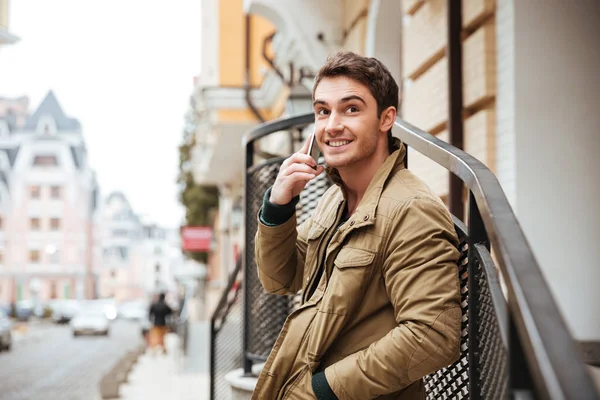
[119, 326, 210, 400]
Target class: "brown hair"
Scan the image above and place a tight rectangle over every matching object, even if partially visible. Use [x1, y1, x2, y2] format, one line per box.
[312, 51, 399, 148]
[313, 51, 399, 116]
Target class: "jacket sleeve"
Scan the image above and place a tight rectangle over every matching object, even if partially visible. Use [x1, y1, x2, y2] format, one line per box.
[255, 210, 312, 296]
[324, 198, 462, 399]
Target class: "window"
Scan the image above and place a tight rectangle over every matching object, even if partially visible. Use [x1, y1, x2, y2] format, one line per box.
[112, 229, 128, 237]
[118, 247, 129, 261]
[50, 186, 61, 199]
[30, 217, 41, 230]
[29, 249, 40, 263]
[30, 186, 41, 199]
[32, 155, 58, 166]
[50, 218, 61, 230]
[49, 249, 60, 263]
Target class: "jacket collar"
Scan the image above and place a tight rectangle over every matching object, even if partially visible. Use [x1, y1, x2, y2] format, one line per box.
[322, 137, 406, 229]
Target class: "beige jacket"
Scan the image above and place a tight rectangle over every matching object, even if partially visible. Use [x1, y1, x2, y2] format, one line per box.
[253, 140, 461, 399]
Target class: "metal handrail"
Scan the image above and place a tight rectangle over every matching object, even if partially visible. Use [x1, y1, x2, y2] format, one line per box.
[242, 112, 598, 399]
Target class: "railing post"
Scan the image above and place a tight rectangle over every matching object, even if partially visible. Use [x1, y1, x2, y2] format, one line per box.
[447, 0, 465, 221]
[210, 318, 217, 399]
[468, 191, 490, 399]
[508, 311, 534, 398]
[242, 141, 254, 376]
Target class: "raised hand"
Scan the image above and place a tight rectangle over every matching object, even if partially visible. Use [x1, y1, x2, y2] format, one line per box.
[269, 135, 325, 205]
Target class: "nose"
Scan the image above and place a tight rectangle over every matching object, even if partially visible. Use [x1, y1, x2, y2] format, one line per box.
[325, 111, 344, 136]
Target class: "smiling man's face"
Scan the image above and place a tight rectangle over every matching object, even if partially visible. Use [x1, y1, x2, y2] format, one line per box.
[313, 76, 387, 171]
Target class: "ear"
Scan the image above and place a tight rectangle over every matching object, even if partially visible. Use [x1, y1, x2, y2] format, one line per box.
[379, 106, 396, 133]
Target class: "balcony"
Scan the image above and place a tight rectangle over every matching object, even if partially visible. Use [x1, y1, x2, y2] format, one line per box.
[190, 70, 285, 187]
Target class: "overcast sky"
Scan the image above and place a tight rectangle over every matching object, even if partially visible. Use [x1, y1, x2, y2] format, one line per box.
[0, 0, 202, 228]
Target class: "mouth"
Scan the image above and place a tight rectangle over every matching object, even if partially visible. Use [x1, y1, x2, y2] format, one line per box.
[326, 139, 353, 148]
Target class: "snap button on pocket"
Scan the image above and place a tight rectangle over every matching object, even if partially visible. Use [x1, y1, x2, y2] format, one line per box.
[349, 221, 355, 226]
[363, 215, 369, 221]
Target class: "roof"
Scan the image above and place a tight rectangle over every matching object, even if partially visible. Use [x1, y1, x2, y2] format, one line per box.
[23, 91, 81, 131]
[0, 147, 20, 168]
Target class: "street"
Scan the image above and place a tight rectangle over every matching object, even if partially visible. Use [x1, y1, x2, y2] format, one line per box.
[0, 320, 144, 400]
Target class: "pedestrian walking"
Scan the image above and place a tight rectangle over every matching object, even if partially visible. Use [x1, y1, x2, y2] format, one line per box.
[148, 292, 173, 355]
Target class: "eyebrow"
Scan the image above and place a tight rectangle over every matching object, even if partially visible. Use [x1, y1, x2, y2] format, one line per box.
[313, 95, 367, 107]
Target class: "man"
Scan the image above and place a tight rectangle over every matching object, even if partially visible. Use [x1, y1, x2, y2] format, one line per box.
[148, 292, 173, 354]
[253, 51, 461, 399]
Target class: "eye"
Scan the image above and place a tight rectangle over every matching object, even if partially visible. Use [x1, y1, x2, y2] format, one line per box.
[346, 106, 359, 113]
[316, 109, 330, 116]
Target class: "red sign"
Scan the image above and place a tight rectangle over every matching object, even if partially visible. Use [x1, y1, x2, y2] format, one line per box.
[181, 226, 213, 252]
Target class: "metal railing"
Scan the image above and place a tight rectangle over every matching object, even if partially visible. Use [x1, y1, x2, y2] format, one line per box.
[234, 112, 599, 399]
[210, 259, 243, 400]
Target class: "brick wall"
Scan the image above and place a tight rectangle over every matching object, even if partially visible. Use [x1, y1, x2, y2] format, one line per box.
[401, 0, 498, 202]
[341, 0, 369, 55]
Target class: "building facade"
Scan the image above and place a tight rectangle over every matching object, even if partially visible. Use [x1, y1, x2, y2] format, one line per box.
[96, 192, 144, 301]
[0, 91, 99, 304]
[96, 194, 182, 302]
[139, 219, 178, 297]
[187, 0, 289, 306]
[0, 0, 19, 50]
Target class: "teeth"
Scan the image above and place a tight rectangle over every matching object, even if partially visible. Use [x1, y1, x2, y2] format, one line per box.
[329, 140, 351, 147]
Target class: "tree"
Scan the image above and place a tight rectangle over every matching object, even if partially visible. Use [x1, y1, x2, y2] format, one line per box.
[177, 130, 219, 263]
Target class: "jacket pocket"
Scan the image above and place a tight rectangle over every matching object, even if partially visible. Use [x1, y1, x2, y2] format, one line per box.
[333, 247, 375, 269]
[316, 248, 376, 318]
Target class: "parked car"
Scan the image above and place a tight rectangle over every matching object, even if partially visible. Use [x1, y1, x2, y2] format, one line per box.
[52, 300, 81, 324]
[70, 307, 109, 337]
[0, 311, 12, 351]
[15, 300, 34, 322]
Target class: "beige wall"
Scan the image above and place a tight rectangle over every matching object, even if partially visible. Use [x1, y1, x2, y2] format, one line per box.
[218, 0, 275, 88]
[511, 0, 600, 340]
[401, 0, 497, 203]
[0, 0, 8, 30]
[342, 0, 369, 55]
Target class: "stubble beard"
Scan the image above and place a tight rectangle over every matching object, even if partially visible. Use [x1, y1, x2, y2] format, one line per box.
[326, 134, 379, 169]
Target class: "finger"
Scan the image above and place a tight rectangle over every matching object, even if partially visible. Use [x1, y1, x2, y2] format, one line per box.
[284, 171, 318, 184]
[287, 151, 317, 167]
[280, 150, 314, 170]
[315, 165, 326, 175]
[282, 162, 320, 177]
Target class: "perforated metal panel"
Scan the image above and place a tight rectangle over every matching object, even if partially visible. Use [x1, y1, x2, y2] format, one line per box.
[425, 237, 470, 399]
[474, 255, 508, 399]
